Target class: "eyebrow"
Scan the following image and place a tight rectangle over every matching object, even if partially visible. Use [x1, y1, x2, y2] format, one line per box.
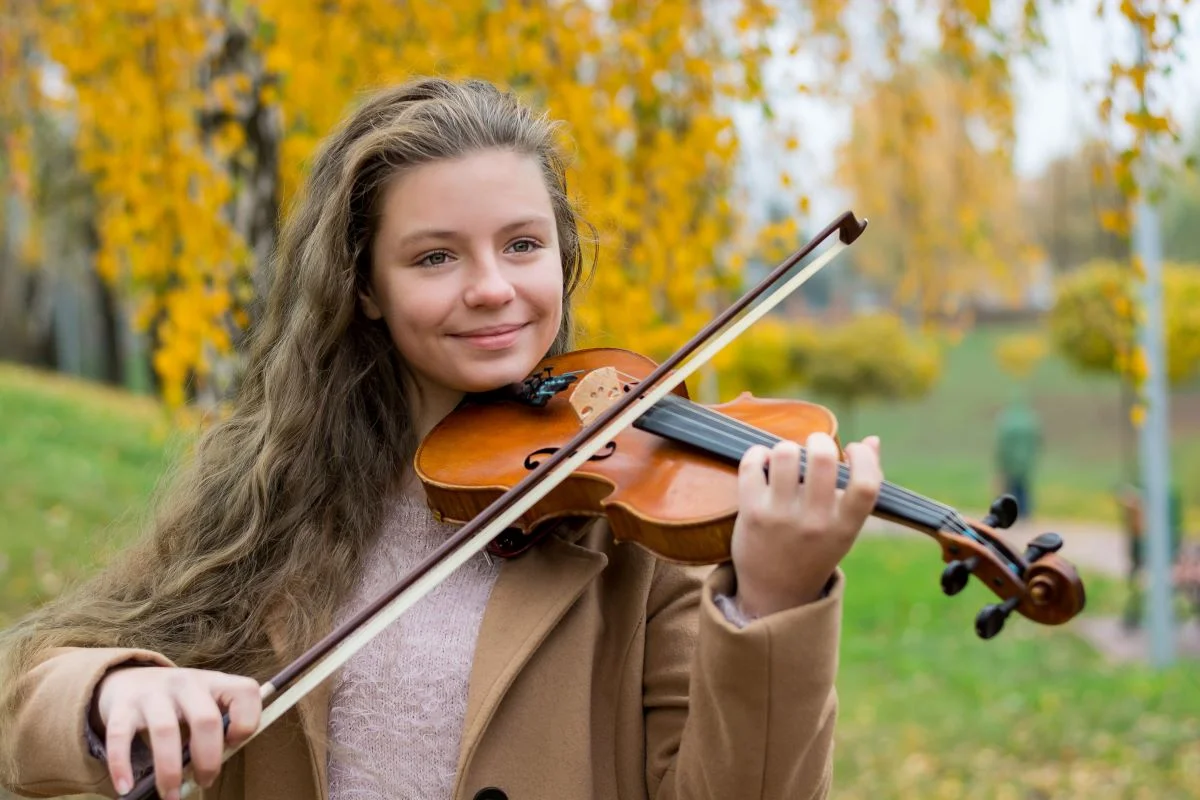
[395, 215, 553, 249]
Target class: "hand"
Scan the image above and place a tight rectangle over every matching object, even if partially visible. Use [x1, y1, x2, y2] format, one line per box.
[730, 432, 882, 618]
[93, 666, 262, 799]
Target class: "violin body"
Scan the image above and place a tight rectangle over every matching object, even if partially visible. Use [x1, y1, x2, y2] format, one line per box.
[415, 348, 841, 564]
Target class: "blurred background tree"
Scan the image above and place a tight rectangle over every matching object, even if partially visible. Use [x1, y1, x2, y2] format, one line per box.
[1020, 140, 1130, 272]
[3, 0, 1194, 415]
[836, 59, 1039, 326]
[1159, 124, 1200, 263]
[4, 0, 785, 408]
[708, 317, 819, 401]
[1049, 259, 1200, 485]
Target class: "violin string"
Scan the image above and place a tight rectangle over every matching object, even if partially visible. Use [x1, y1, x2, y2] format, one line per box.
[650, 400, 1005, 564]
[668, 399, 1010, 564]
[644, 397, 953, 530]
[662, 396, 980, 532]
[651, 396, 951, 521]
[640, 415, 950, 538]
[644, 399, 942, 526]
[679, 399, 993, 550]
[645, 396, 1010, 564]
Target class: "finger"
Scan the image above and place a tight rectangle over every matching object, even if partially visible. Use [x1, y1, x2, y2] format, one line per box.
[840, 438, 883, 525]
[800, 432, 840, 522]
[213, 676, 262, 748]
[139, 693, 184, 800]
[766, 440, 803, 506]
[176, 682, 225, 788]
[104, 704, 141, 796]
[738, 444, 771, 503]
[863, 435, 881, 459]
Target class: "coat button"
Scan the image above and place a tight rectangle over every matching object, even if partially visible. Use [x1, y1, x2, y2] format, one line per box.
[473, 789, 508, 800]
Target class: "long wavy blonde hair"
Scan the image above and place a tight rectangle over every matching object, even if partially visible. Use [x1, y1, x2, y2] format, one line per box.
[0, 77, 592, 704]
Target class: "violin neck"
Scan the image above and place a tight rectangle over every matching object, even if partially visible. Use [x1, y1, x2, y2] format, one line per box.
[634, 395, 956, 533]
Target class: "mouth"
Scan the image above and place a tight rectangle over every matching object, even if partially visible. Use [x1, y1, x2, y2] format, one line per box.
[452, 323, 528, 337]
[449, 322, 530, 350]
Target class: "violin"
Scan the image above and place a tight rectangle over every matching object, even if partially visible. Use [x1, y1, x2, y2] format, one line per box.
[416, 346, 1086, 636]
[122, 211, 1085, 800]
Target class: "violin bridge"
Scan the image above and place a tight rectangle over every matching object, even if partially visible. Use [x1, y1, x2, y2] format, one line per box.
[569, 366, 635, 427]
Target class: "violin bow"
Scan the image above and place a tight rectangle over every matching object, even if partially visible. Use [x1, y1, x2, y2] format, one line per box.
[128, 212, 865, 799]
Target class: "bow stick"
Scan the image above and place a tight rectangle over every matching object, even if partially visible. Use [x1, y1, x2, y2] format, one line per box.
[123, 211, 868, 800]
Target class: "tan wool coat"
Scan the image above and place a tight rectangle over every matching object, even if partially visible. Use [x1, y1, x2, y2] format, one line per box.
[1, 519, 844, 800]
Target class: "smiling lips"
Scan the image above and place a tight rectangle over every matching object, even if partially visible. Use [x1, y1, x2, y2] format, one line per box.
[451, 322, 528, 350]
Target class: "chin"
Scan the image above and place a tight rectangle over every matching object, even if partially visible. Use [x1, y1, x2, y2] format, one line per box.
[456, 353, 544, 394]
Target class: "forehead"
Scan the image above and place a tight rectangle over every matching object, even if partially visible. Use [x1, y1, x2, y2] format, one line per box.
[378, 148, 555, 234]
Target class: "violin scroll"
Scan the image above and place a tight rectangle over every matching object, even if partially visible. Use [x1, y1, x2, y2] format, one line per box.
[935, 514, 1086, 640]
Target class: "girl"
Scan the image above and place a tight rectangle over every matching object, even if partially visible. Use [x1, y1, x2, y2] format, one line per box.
[0, 77, 882, 800]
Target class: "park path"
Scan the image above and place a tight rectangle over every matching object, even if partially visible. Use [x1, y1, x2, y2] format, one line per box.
[861, 517, 1129, 577]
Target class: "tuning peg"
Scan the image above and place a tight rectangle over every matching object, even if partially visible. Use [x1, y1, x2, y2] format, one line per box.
[981, 494, 1019, 529]
[975, 595, 1021, 639]
[940, 555, 979, 596]
[1022, 532, 1063, 563]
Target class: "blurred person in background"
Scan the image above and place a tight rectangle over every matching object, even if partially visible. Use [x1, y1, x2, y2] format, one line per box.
[1115, 479, 1194, 629]
[995, 395, 1042, 520]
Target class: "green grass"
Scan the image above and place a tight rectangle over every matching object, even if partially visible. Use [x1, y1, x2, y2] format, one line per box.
[836, 540, 1200, 799]
[0, 362, 186, 625]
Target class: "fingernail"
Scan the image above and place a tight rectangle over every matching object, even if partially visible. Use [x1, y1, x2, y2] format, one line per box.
[116, 779, 131, 795]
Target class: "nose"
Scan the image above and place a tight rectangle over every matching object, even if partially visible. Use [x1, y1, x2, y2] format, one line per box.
[463, 253, 516, 308]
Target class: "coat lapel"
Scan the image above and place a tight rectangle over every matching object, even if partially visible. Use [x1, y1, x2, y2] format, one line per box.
[453, 526, 608, 792]
[293, 676, 332, 794]
[263, 624, 332, 800]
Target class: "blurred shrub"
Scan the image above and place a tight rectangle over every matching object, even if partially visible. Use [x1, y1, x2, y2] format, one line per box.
[1049, 260, 1200, 385]
[994, 332, 1049, 380]
[710, 317, 817, 398]
[677, 313, 941, 420]
[802, 313, 942, 430]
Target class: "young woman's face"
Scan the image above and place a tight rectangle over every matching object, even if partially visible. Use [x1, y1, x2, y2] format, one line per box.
[363, 148, 565, 400]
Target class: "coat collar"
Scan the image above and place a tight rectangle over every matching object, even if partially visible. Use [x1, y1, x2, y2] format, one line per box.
[267, 519, 608, 800]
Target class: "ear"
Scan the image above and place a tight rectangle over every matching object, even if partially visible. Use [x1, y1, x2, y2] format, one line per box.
[359, 286, 384, 320]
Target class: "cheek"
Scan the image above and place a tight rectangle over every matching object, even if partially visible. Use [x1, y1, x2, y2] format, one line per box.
[534, 258, 565, 320]
[533, 269, 565, 344]
[545, 275, 565, 322]
[378, 281, 444, 355]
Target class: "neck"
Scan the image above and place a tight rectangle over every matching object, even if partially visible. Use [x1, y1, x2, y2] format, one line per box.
[411, 381, 465, 444]
[403, 383, 464, 505]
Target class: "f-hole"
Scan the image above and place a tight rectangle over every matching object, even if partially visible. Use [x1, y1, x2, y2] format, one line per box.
[524, 441, 617, 470]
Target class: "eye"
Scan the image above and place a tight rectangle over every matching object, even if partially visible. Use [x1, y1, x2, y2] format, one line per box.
[417, 250, 452, 267]
[506, 238, 542, 255]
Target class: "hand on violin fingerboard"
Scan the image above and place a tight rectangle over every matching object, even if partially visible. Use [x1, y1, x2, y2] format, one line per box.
[730, 432, 882, 618]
